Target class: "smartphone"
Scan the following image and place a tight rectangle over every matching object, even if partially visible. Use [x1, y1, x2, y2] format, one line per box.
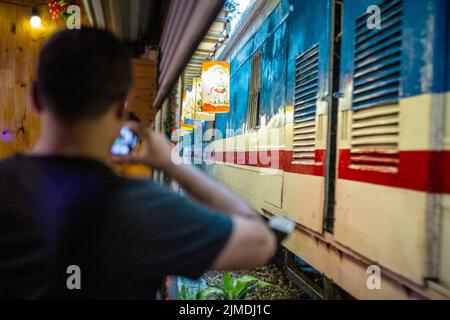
[111, 127, 138, 156]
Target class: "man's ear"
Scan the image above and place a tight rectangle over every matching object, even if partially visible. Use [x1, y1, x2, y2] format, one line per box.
[31, 82, 43, 114]
[114, 95, 128, 120]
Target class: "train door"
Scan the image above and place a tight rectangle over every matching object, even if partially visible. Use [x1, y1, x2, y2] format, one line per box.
[439, 1, 450, 292]
[283, 0, 338, 233]
[441, 79, 450, 291]
[334, 0, 447, 288]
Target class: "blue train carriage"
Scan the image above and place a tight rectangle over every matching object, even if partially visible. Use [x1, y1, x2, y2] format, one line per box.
[209, 0, 449, 299]
[212, 0, 290, 215]
[334, 0, 449, 298]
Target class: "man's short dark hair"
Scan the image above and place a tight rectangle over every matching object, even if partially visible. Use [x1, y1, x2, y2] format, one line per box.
[37, 28, 132, 122]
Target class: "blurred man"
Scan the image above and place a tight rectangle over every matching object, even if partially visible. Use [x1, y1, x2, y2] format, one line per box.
[0, 28, 276, 299]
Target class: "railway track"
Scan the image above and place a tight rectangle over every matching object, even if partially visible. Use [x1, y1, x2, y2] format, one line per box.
[272, 246, 353, 300]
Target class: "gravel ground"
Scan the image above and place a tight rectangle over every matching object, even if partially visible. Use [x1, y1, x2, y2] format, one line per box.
[203, 263, 308, 300]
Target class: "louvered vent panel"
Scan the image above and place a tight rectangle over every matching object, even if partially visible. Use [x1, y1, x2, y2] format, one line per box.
[350, 0, 402, 172]
[293, 44, 319, 164]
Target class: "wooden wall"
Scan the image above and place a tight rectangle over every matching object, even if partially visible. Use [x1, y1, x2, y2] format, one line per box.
[0, 0, 65, 159]
[0, 1, 158, 159]
[128, 58, 158, 127]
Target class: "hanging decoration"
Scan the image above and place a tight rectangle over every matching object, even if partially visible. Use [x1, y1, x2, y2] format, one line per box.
[181, 88, 194, 121]
[201, 61, 230, 113]
[192, 77, 215, 121]
[180, 89, 197, 132]
[48, 0, 76, 20]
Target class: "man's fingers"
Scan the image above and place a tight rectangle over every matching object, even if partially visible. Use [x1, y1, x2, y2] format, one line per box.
[124, 121, 149, 142]
[111, 155, 130, 163]
[111, 154, 140, 164]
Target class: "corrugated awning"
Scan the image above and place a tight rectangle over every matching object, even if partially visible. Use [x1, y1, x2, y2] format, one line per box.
[183, 9, 230, 89]
[82, 0, 168, 43]
[154, 0, 225, 108]
[82, 0, 225, 108]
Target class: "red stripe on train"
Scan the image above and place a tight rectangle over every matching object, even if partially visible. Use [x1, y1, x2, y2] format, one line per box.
[209, 150, 450, 193]
[338, 150, 449, 193]
[209, 150, 324, 176]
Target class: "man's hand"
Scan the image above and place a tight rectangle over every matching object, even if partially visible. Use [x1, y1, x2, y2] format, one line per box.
[113, 122, 177, 171]
[114, 122, 258, 218]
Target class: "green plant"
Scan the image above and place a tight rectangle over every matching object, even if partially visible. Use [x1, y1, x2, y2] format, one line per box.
[178, 283, 201, 300]
[198, 273, 271, 300]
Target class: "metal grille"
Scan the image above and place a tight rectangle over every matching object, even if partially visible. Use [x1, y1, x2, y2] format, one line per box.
[247, 51, 262, 130]
[350, 0, 402, 172]
[293, 44, 319, 164]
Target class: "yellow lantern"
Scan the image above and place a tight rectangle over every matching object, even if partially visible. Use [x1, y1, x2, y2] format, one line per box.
[192, 77, 215, 121]
[201, 61, 230, 113]
[181, 89, 194, 120]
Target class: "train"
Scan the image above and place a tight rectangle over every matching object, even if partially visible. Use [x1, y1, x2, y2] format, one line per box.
[178, 0, 450, 299]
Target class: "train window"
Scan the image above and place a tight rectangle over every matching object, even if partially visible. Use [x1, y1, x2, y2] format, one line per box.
[247, 51, 262, 130]
[350, 0, 403, 173]
[293, 44, 319, 164]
